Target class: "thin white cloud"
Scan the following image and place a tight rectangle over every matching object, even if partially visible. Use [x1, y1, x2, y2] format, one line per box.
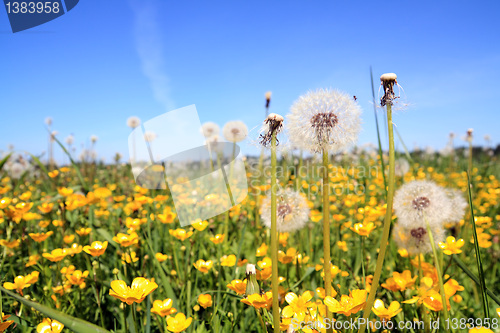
[130, 0, 175, 110]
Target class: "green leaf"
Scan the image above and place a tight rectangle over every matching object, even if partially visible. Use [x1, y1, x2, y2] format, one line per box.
[0, 153, 12, 171]
[0, 286, 111, 333]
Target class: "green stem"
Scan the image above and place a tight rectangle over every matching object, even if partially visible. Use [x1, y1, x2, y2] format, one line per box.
[359, 102, 395, 333]
[425, 219, 451, 332]
[270, 131, 280, 333]
[322, 148, 333, 333]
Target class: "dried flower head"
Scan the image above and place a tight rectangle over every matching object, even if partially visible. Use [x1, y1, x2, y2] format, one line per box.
[380, 73, 399, 106]
[223, 121, 248, 143]
[393, 222, 444, 255]
[200, 122, 220, 138]
[393, 180, 452, 228]
[259, 113, 284, 147]
[287, 89, 361, 153]
[127, 116, 141, 129]
[261, 188, 309, 233]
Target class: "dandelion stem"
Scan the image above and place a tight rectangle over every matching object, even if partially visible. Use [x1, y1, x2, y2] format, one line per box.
[270, 131, 280, 333]
[359, 102, 395, 333]
[322, 148, 333, 333]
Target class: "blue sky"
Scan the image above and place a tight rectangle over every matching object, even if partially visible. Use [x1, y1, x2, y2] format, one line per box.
[1, 0, 499, 162]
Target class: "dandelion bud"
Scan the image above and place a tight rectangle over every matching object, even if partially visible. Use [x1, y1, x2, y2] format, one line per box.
[112, 268, 120, 275]
[245, 264, 261, 295]
[380, 72, 398, 106]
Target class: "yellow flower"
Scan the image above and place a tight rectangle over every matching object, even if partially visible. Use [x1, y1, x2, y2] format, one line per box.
[372, 299, 402, 321]
[220, 254, 236, 267]
[469, 328, 494, 333]
[350, 222, 376, 237]
[241, 291, 273, 309]
[198, 294, 213, 309]
[497, 307, 500, 317]
[0, 197, 12, 209]
[191, 219, 208, 231]
[210, 234, 225, 244]
[29, 231, 54, 242]
[439, 236, 464, 255]
[151, 298, 177, 317]
[63, 235, 75, 244]
[193, 259, 213, 273]
[166, 313, 192, 333]
[156, 253, 168, 263]
[157, 211, 177, 224]
[256, 243, 268, 257]
[0, 313, 14, 332]
[57, 187, 74, 197]
[83, 241, 108, 257]
[278, 248, 297, 264]
[3, 272, 38, 295]
[25, 254, 40, 267]
[226, 279, 247, 295]
[324, 289, 367, 316]
[381, 270, 417, 292]
[169, 229, 193, 241]
[0, 239, 21, 249]
[113, 231, 139, 247]
[121, 251, 139, 264]
[42, 249, 68, 262]
[38, 202, 54, 214]
[48, 170, 60, 178]
[282, 291, 314, 321]
[109, 277, 158, 305]
[65, 270, 89, 289]
[36, 318, 64, 333]
[76, 228, 92, 236]
[337, 241, 348, 252]
[94, 187, 112, 199]
[66, 243, 82, 255]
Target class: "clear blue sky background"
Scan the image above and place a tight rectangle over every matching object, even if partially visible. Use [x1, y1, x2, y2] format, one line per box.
[1, 0, 499, 162]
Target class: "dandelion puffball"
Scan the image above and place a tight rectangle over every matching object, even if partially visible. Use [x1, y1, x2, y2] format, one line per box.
[127, 116, 141, 129]
[287, 89, 361, 153]
[223, 121, 248, 143]
[144, 131, 157, 142]
[201, 122, 220, 138]
[260, 188, 309, 233]
[393, 180, 452, 228]
[90, 135, 98, 143]
[393, 222, 444, 255]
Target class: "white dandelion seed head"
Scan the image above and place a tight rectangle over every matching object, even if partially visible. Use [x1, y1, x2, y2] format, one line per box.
[393, 222, 445, 255]
[127, 116, 141, 129]
[440, 145, 453, 157]
[246, 264, 256, 275]
[286, 89, 361, 154]
[7, 162, 26, 180]
[394, 180, 452, 228]
[65, 135, 74, 145]
[223, 121, 248, 143]
[143, 131, 157, 142]
[261, 188, 310, 233]
[394, 158, 410, 177]
[90, 135, 98, 143]
[444, 188, 468, 224]
[205, 135, 225, 154]
[200, 122, 220, 138]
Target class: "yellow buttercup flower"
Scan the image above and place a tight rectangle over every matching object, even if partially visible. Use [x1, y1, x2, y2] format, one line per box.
[25, 254, 40, 267]
[113, 231, 139, 247]
[48, 170, 60, 178]
[109, 277, 158, 305]
[63, 235, 75, 244]
[29, 231, 54, 242]
[0, 197, 12, 209]
[36, 318, 64, 333]
[65, 270, 89, 289]
[226, 279, 247, 295]
[350, 222, 376, 237]
[0, 239, 21, 249]
[439, 236, 464, 255]
[157, 211, 177, 224]
[372, 299, 402, 321]
[3, 272, 38, 295]
[324, 289, 367, 316]
[0, 313, 14, 332]
[121, 251, 139, 264]
[198, 294, 213, 309]
[241, 291, 273, 309]
[191, 219, 208, 231]
[166, 313, 192, 333]
[169, 229, 193, 241]
[151, 298, 177, 317]
[278, 248, 297, 264]
[220, 254, 236, 267]
[381, 270, 417, 292]
[282, 291, 314, 321]
[83, 241, 108, 257]
[193, 259, 213, 273]
[156, 253, 168, 263]
[37, 202, 54, 214]
[256, 243, 268, 257]
[42, 248, 68, 262]
[209, 234, 225, 244]
[76, 228, 92, 236]
[57, 187, 74, 197]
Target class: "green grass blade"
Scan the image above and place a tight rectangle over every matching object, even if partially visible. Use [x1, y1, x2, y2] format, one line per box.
[466, 172, 490, 318]
[0, 286, 111, 333]
[0, 153, 12, 171]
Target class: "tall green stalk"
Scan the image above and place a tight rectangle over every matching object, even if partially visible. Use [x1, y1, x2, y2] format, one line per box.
[359, 102, 395, 333]
[270, 131, 280, 333]
[322, 148, 333, 333]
